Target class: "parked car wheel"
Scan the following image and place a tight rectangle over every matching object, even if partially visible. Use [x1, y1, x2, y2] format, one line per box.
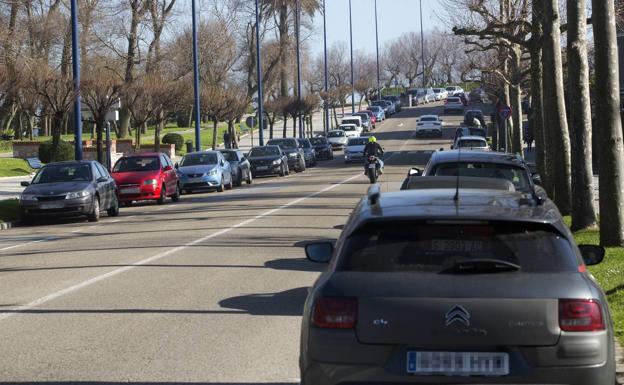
[225, 175, 233, 190]
[217, 178, 225, 192]
[171, 185, 180, 202]
[279, 164, 286, 177]
[235, 172, 243, 187]
[246, 171, 253, 184]
[107, 196, 119, 217]
[88, 196, 100, 222]
[157, 185, 166, 205]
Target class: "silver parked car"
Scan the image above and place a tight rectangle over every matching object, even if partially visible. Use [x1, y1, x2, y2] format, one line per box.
[176, 151, 233, 193]
[300, 185, 614, 385]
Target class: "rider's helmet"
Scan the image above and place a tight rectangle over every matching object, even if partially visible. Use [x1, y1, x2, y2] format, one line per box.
[369, 136, 377, 143]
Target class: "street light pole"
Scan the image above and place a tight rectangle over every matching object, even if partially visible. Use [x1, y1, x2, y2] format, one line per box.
[374, 0, 381, 99]
[420, 0, 426, 88]
[255, 0, 265, 146]
[323, 0, 330, 134]
[349, 0, 355, 114]
[192, 0, 202, 151]
[295, 0, 303, 138]
[70, 0, 82, 160]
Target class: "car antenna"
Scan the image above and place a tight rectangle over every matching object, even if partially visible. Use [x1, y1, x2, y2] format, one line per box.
[454, 144, 461, 202]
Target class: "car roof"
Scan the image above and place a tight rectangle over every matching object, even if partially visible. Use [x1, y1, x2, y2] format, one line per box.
[419, 114, 439, 119]
[268, 137, 297, 141]
[44, 160, 94, 166]
[430, 150, 525, 166]
[185, 150, 220, 156]
[339, 123, 357, 127]
[349, 188, 565, 234]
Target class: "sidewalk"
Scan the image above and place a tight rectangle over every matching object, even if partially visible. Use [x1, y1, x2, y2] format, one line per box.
[0, 174, 32, 200]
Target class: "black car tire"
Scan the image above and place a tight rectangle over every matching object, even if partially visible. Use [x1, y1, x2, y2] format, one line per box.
[225, 176, 233, 190]
[20, 214, 33, 226]
[246, 171, 253, 184]
[107, 195, 119, 217]
[157, 185, 166, 205]
[279, 164, 286, 177]
[88, 196, 100, 222]
[217, 178, 225, 192]
[235, 172, 243, 187]
[171, 184, 180, 202]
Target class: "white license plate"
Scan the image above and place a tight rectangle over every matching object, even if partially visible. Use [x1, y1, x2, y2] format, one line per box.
[121, 187, 140, 194]
[40, 203, 64, 209]
[256, 166, 269, 171]
[407, 351, 509, 376]
[368, 163, 376, 169]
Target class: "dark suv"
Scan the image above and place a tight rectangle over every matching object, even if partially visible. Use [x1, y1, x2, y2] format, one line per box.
[300, 185, 613, 385]
[266, 137, 306, 172]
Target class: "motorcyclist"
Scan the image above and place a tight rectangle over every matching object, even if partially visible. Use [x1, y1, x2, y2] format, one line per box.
[363, 136, 384, 174]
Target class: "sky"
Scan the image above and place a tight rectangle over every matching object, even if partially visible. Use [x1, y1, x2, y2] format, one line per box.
[308, 0, 448, 56]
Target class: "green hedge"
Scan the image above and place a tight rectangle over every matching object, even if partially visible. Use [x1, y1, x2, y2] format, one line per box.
[162, 132, 185, 151]
[38, 141, 74, 163]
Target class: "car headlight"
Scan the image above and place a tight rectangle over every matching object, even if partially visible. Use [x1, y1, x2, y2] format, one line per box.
[207, 169, 218, 176]
[66, 191, 90, 199]
[20, 194, 37, 201]
[143, 179, 158, 186]
[272, 159, 281, 165]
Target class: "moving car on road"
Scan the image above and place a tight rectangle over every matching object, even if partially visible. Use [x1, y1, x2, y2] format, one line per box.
[366, 105, 385, 122]
[341, 116, 364, 134]
[220, 149, 252, 187]
[112, 153, 179, 206]
[338, 123, 360, 138]
[327, 130, 348, 150]
[176, 151, 233, 193]
[416, 114, 443, 138]
[352, 112, 372, 132]
[301, 185, 614, 385]
[309, 137, 334, 160]
[266, 137, 306, 172]
[344, 136, 369, 163]
[445, 85, 464, 96]
[20, 160, 119, 223]
[371, 100, 395, 115]
[432, 87, 448, 100]
[451, 135, 490, 150]
[444, 96, 465, 114]
[382, 95, 402, 112]
[297, 138, 317, 167]
[464, 109, 486, 127]
[247, 145, 289, 177]
[358, 109, 377, 129]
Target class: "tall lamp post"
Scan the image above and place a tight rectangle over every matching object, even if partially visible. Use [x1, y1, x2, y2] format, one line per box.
[420, 0, 426, 88]
[374, 0, 381, 99]
[323, 0, 330, 133]
[192, 0, 202, 151]
[70, 0, 82, 160]
[349, 0, 355, 114]
[295, 0, 303, 138]
[255, 0, 265, 145]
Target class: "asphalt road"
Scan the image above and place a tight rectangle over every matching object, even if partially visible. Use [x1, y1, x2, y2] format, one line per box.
[0, 101, 478, 383]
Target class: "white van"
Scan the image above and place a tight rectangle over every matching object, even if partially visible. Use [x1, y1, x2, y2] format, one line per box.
[340, 116, 363, 135]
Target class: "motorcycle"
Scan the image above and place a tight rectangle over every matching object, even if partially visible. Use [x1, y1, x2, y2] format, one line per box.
[366, 156, 379, 184]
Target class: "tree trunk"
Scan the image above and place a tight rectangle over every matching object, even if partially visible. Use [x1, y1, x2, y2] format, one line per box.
[51, 111, 64, 161]
[119, 4, 142, 138]
[509, 45, 523, 154]
[541, 0, 572, 215]
[212, 120, 218, 150]
[592, 0, 624, 245]
[282, 114, 288, 138]
[530, 0, 547, 189]
[278, 5, 289, 99]
[292, 116, 297, 137]
[567, 0, 597, 231]
[96, 116, 105, 164]
[155, 117, 163, 153]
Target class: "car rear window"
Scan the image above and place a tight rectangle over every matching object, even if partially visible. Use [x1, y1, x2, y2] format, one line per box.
[431, 162, 531, 193]
[458, 139, 487, 148]
[113, 157, 160, 172]
[420, 117, 437, 122]
[180, 153, 218, 166]
[328, 131, 345, 138]
[249, 147, 279, 157]
[447, 98, 460, 102]
[267, 139, 297, 149]
[342, 119, 360, 126]
[338, 221, 578, 273]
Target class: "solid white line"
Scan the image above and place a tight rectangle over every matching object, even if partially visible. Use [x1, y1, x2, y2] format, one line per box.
[0, 236, 57, 252]
[0, 172, 362, 321]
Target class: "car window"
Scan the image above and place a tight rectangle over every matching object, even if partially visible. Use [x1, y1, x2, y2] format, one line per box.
[93, 163, 104, 179]
[448, 98, 460, 102]
[164, 154, 173, 168]
[310, 138, 327, 145]
[221, 151, 239, 162]
[328, 131, 345, 138]
[32, 164, 93, 184]
[340, 125, 356, 132]
[342, 119, 360, 126]
[180, 153, 218, 166]
[446, 87, 456, 91]
[96, 163, 110, 178]
[113, 157, 160, 172]
[432, 162, 531, 192]
[348, 138, 369, 146]
[458, 139, 487, 148]
[338, 221, 577, 273]
[420, 117, 437, 122]
[267, 139, 297, 149]
[249, 147, 280, 157]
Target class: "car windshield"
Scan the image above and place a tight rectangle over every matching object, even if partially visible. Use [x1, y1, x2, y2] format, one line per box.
[299, 140, 311, 148]
[249, 147, 280, 157]
[342, 119, 359, 125]
[432, 162, 531, 192]
[420, 117, 438, 122]
[354, 114, 369, 121]
[328, 131, 345, 138]
[220, 151, 239, 162]
[446, 87, 456, 91]
[113, 157, 160, 172]
[341, 126, 356, 132]
[348, 138, 369, 146]
[339, 221, 577, 273]
[368, 107, 381, 112]
[180, 153, 218, 166]
[310, 138, 327, 145]
[267, 139, 297, 149]
[458, 139, 487, 148]
[433, 89, 441, 93]
[32, 164, 92, 184]
[448, 98, 460, 103]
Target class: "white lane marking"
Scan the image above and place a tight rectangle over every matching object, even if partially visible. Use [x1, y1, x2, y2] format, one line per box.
[0, 172, 362, 321]
[0, 236, 57, 252]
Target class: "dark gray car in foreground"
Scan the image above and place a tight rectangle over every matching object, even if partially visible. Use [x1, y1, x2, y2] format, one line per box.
[300, 185, 614, 385]
[19, 160, 119, 223]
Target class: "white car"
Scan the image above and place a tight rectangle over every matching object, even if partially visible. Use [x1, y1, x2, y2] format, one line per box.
[432, 88, 448, 101]
[327, 130, 348, 150]
[344, 136, 370, 163]
[341, 116, 363, 134]
[338, 123, 360, 138]
[445, 85, 464, 96]
[416, 115, 443, 138]
[451, 135, 489, 151]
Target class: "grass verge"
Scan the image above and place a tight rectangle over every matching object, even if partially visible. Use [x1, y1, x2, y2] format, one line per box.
[0, 199, 19, 223]
[565, 217, 624, 345]
[0, 158, 32, 177]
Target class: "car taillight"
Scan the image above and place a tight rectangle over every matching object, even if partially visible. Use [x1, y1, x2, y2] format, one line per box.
[559, 299, 605, 332]
[312, 297, 357, 329]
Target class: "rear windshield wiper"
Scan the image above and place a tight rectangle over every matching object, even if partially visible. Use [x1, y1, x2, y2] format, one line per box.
[439, 259, 521, 275]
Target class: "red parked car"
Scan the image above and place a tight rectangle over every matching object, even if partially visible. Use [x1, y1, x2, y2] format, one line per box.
[359, 110, 377, 129]
[111, 152, 180, 206]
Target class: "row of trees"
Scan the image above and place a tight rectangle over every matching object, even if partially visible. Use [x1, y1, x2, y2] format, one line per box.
[443, 0, 624, 245]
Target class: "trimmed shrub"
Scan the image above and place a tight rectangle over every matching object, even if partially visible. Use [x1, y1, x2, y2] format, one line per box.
[176, 113, 191, 128]
[39, 141, 74, 163]
[162, 132, 185, 151]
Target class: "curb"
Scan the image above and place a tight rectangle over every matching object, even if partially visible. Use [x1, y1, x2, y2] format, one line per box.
[616, 339, 624, 384]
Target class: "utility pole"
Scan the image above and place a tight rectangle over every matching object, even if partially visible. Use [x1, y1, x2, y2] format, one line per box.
[349, 0, 355, 114]
[375, 0, 381, 99]
[192, 0, 202, 151]
[255, 0, 265, 146]
[420, 0, 426, 88]
[295, 0, 303, 137]
[70, 0, 82, 160]
[323, 0, 330, 134]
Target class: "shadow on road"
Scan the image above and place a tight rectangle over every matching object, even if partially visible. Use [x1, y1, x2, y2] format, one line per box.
[219, 287, 309, 316]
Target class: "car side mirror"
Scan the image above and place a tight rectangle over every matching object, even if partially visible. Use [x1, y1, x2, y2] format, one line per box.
[578, 245, 605, 266]
[175, 163, 179, 169]
[20, 181, 30, 187]
[532, 173, 542, 185]
[408, 167, 422, 176]
[163, 165, 173, 171]
[97, 177, 108, 183]
[305, 242, 334, 263]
